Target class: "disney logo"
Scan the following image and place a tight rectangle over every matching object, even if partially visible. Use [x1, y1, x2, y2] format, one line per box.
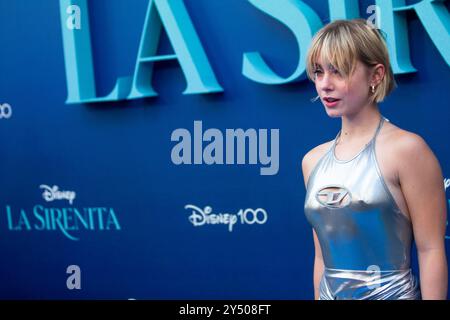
[185, 204, 268, 232]
[39, 184, 76, 205]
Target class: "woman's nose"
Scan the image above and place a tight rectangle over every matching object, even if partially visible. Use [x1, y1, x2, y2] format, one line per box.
[320, 72, 334, 92]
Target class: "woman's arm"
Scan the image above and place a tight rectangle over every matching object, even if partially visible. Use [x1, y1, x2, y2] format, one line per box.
[302, 148, 326, 300]
[312, 229, 324, 300]
[397, 133, 448, 300]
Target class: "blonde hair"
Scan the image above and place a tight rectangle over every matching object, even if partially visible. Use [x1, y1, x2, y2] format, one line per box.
[306, 19, 396, 103]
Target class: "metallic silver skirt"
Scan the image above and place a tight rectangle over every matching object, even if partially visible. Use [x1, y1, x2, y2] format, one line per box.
[319, 268, 420, 300]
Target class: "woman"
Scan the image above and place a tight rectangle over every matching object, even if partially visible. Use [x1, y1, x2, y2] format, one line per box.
[302, 19, 447, 300]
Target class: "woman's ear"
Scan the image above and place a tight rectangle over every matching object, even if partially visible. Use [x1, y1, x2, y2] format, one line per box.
[371, 64, 385, 86]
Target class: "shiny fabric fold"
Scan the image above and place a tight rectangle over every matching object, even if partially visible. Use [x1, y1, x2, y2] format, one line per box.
[319, 268, 420, 300]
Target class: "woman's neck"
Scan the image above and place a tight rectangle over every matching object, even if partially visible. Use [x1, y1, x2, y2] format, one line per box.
[339, 105, 381, 143]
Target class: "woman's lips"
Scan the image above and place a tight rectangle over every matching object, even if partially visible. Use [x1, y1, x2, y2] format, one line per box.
[323, 97, 340, 108]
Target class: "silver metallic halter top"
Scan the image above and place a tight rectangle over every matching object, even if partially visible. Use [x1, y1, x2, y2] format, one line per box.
[304, 115, 420, 300]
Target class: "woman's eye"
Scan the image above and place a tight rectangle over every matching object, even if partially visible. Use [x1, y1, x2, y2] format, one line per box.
[313, 70, 322, 80]
[328, 66, 340, 75]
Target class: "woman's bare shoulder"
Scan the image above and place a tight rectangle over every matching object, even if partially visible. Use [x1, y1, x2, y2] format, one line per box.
[301, 139, 334, 185]
[302, 140, 334, 165]
[379, 121, 436, 178]
[381, 121, 429, 153]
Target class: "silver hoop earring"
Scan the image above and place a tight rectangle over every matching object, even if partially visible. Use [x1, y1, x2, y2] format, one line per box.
[371, 85, 375, 93]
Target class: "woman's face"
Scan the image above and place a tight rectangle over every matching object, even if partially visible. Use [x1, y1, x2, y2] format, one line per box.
[313, 58, 373, 118]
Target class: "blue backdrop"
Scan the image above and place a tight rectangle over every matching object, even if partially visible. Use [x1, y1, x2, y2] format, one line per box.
[0, 0, 449, 299]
